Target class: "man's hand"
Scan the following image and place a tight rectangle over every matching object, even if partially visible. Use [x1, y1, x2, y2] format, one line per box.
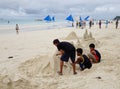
[56, 54, 60, 56]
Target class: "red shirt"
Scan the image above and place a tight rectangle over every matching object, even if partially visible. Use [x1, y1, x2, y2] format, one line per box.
[91, 49, 99, 61]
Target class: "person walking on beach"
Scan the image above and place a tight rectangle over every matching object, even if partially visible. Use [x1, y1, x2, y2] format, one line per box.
[105, 20, 109, 28]
[89, 20, 92, 29]
[16, 24, 19, 34]
[115, 19, 119, 29]
[99, 20, 102, 29]
[75, 48, 92, 71]
[88, 43, 101, 63]
[76, 21, 79, 28]
[53, 39, 77, 75]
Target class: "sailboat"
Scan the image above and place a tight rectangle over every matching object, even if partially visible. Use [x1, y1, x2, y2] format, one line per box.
[66, 15, 74, 22]
[44, 15, 52, 22]
[52, 16, 55, 21]
[84, 16, 90, 21]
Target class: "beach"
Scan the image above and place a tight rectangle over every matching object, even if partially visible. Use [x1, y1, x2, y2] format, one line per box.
[0, 23, 120, 89]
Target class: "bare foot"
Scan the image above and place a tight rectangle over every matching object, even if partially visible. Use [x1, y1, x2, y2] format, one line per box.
[57, 71, 63, 75]
[73, 72, 77, 75]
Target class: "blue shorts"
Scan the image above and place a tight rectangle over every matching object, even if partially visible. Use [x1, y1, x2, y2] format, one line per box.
[60, 51, 76, 63]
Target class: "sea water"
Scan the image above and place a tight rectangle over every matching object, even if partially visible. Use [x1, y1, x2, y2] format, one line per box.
[0, 18, 73, 34]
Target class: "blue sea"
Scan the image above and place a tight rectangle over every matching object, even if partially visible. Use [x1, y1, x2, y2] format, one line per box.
[0, 18, 73, 34]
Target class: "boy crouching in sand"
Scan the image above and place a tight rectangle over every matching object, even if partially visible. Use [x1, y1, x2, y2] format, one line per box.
[75, 48, 92, 71]
[88, 43, 101, 63]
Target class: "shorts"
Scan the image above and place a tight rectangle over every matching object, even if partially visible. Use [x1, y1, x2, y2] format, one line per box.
[60, 51, 76, 63]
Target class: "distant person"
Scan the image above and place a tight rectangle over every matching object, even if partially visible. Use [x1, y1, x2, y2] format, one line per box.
[83, 21, 86, 28]
[105, 20, 109, 28]
[99, 20, 102, 29]
[76, 21, 79, 28]
[79, 21, 81, 28]
[89, 20, 92, 29]
[72, 22, 74, 27]
[53, 39, 77, 75]
[80, 21, 84, 29]
[15, 24, 19, 34]
[88, 43, 101, 63]
[115, 19, 119, 29]
[92, 20, 94, 25]
[75, 48, 92, 71]
[8, 21, 10, 24]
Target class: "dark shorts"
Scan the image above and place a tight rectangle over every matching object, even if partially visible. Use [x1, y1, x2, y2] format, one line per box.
[60, 51, 76, 63]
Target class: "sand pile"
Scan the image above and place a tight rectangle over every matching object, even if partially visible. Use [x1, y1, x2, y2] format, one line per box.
[0, 73, 38, 89]
[18, 50, 76, 77]
[75, 39, 83, 48]
[19, 55, 55, 77]
[65, 31, 79, 40]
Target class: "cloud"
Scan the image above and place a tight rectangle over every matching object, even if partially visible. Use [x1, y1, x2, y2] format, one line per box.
[0, 0, 120, 19]
[94, 4, 120, 12]
[0, 7, 27, 16]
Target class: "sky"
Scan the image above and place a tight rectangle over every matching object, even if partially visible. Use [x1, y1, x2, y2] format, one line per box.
[0, 0, 120, 20]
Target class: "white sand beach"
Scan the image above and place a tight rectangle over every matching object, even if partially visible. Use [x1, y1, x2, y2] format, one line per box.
[0, 23, 120, 89]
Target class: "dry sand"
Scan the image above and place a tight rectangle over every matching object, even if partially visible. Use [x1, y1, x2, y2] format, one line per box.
[0, 23, 120, 89]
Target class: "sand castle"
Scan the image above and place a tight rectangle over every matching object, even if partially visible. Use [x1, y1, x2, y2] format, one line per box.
[82, 29, 100, 48]
[83, 29, 94, 40]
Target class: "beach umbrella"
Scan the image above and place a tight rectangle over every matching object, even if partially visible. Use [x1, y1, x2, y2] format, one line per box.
[84, 16, 90, 21]
[44, 15, 52, 21]
[66, 15, 74, 22]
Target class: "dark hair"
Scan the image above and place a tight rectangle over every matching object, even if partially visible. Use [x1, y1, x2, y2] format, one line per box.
[76, 48, 83, 54]
[53, 39, 60, 44]
[89, 43, 95, 48]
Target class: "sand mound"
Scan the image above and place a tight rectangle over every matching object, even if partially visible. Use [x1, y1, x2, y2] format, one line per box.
[19, 55, 55, 77]
[0, 74, 38, 89]
[19, 50, 76, 77]
[65, 31, 79, 40]
[75, 39, 83, 48]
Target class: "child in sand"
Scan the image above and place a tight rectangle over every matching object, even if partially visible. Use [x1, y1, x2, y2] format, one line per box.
[88, 43, 101, 63]
[75, 48, 92, 71]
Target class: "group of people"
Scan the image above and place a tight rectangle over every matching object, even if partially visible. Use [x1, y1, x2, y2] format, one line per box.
[53, 39, 101, 75]
[89, 19, 119, 29]
[76, 21, 86, 29]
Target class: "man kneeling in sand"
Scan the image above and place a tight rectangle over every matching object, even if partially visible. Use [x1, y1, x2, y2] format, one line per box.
[53, 39, 77, 75]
